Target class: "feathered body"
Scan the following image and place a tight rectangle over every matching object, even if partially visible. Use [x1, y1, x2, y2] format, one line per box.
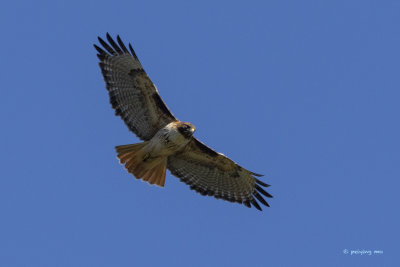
[116, 122, 195, 187]
[145, 121, 195, 158]
[95, 33, 273, 210]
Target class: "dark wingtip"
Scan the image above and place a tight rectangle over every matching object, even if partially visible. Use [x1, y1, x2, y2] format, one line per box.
[251, 172, 264, 177]
[97, 36, 105, 44]
[98, 35, 115, 55]
[255, 184, 273, 198]
[128, 43, 138, 59]
[96, 53, 105, 61]
[243, 200, 251, 208]
[253, 191, 270, 207]
[116, 35, 129, 53]
[93, 44, 106, 56]
[106, 33, 123, 54]
[250, 199, 262, 211]
[255, 178, 271, 187]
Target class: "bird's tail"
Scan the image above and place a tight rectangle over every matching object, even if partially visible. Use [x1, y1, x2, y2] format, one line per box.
[115, 143, 167, 187]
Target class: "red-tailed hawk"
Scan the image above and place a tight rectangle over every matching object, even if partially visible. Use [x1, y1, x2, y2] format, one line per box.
[94, 33, 272, 210]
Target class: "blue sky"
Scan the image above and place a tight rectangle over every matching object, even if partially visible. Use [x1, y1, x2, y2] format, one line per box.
[1, 0, 399, 266]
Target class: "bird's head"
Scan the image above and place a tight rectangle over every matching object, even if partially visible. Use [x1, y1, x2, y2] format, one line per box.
[177, 122, 196, 139]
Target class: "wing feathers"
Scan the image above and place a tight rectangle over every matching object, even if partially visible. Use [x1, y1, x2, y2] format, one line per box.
[152, 93, 175, 118]
[128, 43, 139, 59]
[251, 172, 264, 177]
[98, 36, 116, 55]
[250, 199, 262, 211]
[168, 138, 272, 210]
[192, 139, 219, 157]
[255, 178, 271, 187]
[106, 33, 123, 54]
[94, 44, 106, 56]
[95, 34, 176, 141]
[255, 184, 273, 198]
[253, 191, 270, 207]
[116, 35, 129, 53]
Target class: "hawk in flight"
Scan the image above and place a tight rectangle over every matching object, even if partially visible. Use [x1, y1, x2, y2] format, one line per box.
[94, 33, 272, 210]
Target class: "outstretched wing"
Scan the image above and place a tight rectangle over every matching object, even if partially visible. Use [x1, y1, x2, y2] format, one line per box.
[167, 138, 272, 210]
[94, 33, 176, 141]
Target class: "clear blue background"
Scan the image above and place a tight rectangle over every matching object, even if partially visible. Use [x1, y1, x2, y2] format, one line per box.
[1, 1, 398, 266]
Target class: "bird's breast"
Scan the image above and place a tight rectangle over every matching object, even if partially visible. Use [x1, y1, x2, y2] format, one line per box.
[146, 122, 191, 157]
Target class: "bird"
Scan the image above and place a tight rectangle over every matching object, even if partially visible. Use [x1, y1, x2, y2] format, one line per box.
[94, 33, 272, 210]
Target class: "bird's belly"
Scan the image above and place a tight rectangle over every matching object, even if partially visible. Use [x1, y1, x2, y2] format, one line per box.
[144, 127, 189, 158]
